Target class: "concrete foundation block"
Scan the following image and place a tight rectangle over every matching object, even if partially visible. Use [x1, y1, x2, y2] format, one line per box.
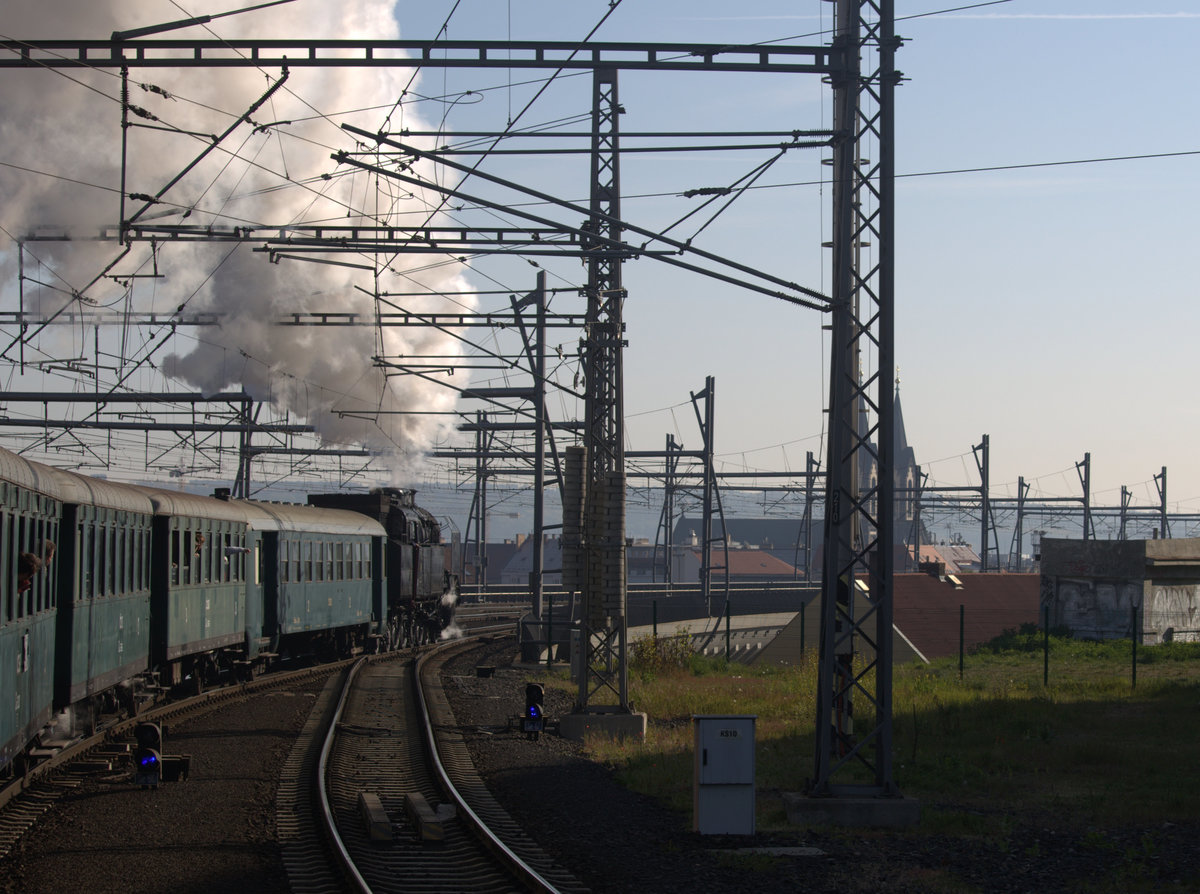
[782, 792, 920, 828]
[559, 711, 647, 742]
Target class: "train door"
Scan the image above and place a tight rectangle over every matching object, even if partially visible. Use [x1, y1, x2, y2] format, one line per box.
[265, 533, 286, 649]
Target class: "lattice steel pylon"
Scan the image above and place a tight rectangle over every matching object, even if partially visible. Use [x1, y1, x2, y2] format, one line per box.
[810, 0, 901, 799]
[575, 67, 630, 714]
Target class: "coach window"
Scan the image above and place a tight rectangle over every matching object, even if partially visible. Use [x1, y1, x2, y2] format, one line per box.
[6, 530, 14, 622]
[28, 520, 40, 615]
[113, 525, 124, 595]
[140, 527, 149, 591]
[215, 529, 222, 582]
[107, 523, 117, 596]
[196, 530, 209, 583]
[302, 540, 312, 582]
[33, 520, 42, 614]
[188, 528, 196, 585]
[198, 530, 208, 583]
[31, 520, 40, 613]
[208, 529, 217, 583]
[130, 525, 138, 592]
[79, 523, 91, 599]
[13, 520, 22, 618]
[94, 526, 107, 599]
[2, 512, 10, 623]
[179, 529, 190, 584]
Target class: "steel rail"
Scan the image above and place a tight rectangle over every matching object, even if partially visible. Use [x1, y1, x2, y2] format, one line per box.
[414, 639, 563, 894]
[316, 656, 374, 893]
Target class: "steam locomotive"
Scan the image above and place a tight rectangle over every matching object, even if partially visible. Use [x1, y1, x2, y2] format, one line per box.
[0, 445, 458, 775]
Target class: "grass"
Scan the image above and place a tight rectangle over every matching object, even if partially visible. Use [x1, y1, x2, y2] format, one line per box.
[540, 627, 1200, 833]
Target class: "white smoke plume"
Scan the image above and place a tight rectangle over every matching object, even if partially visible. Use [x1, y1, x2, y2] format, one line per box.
[0, 1, 472, 474]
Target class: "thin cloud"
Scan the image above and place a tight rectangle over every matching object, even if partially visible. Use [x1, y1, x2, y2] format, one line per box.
[944, 12, 1200, 19]
[676, 16, 823, 22]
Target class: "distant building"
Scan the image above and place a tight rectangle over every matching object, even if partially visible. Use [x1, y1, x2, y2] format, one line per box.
[1041, 537, 1200, 643]
[461, 539, 523, 587]
[627, 542, 700, 584]
[491, 534, 798, 588]
[701, 547, 800, 583]
[915, 540, 982, 575]
[670, 381, 932, 577]
[498, 535, 562, 587]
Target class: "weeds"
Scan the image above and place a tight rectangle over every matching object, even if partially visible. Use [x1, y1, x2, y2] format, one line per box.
[582, 628, 1200, 832]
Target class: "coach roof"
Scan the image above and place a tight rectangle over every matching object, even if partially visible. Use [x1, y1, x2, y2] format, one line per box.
[239, 500, 387, 538]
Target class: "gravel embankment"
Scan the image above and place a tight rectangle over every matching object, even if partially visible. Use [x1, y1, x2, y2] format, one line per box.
[3, 640, 1200, 894]
[0, 683, 324, 894]
[441, 638, 1200, 894]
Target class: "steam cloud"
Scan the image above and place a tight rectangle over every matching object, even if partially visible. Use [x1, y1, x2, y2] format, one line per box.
[0, 1, 471, 474]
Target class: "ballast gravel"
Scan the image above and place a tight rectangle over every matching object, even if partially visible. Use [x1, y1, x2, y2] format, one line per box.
[3, 639, 1200, 894]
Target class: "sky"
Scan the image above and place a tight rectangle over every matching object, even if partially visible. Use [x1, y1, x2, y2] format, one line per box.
[1, 1, 1198, 542]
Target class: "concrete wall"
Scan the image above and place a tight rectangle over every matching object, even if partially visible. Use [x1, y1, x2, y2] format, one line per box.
[1041, 537, 1200, 644]
[1145, 583, 1200, 643]
[1048, 577, 1143, 640]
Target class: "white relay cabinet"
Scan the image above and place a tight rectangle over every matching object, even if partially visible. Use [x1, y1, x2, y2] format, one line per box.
[692, 714, 756, 835]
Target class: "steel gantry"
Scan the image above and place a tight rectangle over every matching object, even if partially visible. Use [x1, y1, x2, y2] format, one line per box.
[811, 0, 902, 800]
[570, 67, 631, 714]
[3, 22, 900, 794]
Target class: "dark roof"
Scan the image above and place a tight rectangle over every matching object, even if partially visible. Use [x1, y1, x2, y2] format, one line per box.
[693, 548, 798, 577]
[672, 516, 821, 551]
[893, 573, 1040, 660]
[500, 537, 563, 575]
[462, 541, 523, 584]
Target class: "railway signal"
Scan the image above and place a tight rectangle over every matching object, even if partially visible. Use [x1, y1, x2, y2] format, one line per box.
[523, 683, 545, 740]
[133, 722, 163, 788]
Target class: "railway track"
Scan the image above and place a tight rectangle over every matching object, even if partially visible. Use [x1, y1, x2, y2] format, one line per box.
[0, 657, 351, 861]
[0, 609, 564, 892]
[312, 636, 586, 894]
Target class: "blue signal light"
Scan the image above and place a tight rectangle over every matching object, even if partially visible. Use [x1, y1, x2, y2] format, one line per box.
[526, 704, 542, 720]
[138, 752, 159, 769]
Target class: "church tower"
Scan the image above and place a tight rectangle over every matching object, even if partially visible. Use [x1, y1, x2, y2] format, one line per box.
[853, 370, 924, 555]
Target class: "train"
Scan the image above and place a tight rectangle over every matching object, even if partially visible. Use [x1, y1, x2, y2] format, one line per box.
[0, 445, 459, 776]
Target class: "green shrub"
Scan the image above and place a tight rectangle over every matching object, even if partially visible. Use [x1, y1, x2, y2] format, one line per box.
[629, 631, 697, 676]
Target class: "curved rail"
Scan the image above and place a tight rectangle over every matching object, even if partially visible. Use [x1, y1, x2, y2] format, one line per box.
[316, 631, 569, 894]
[0, 656, 351, 814]
[317, 656, 373, 893]
[414, 639, 564, 894]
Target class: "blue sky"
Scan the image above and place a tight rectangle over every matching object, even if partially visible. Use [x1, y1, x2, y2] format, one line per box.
[383, 2, 1200, 515]
[1, 1, 1198, 534]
